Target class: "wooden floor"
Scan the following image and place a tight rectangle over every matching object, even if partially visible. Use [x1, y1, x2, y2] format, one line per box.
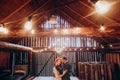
[33, 76, 79, 80]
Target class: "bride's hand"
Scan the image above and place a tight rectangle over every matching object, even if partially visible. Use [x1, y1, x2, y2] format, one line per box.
[63, 70, 67, 74]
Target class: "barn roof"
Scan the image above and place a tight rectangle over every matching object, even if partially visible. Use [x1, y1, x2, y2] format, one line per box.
[0, 0, 120, 46]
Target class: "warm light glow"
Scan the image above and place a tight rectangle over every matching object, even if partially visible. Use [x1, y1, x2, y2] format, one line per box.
[4, 28, 8, 34]
[80, 48, 82, 51]
[87, 48, 89, 50]
[74, 48, 77, 51]
[48, 46, 51, 49]
[54, 29, 58, 34]
[31, 29, 35, 34]
[93, 47, 96, 50]
[0, 26, 8, 34]
[55, 48, 63, 54]
[100, 25, 105, 31]
[63, 29, 69, 34]
[44, 48, 47, 51]
[109, 44, 112, 47]
[73, 27, 81, 34]
[95, 1, 111, 14]
[49, 15, 57, 24]
[101, 46, 104, 48]
[24, 21, 32, 30]
[69, 48, 72, 51]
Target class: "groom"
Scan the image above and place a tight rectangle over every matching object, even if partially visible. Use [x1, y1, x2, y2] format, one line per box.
[62, 56, 71, 80]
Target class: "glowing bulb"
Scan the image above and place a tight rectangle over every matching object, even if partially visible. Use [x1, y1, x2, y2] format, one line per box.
[100, 25, 105, 31]
[0, 27, 8, 34]
[109, 44, 112, 47]
[31, 29, 35, 34]
[95, 1, 111, 14]
[63, 29, 69, 34]
[24, 21, 32, 30]
[4, 28, 8, 34]
[74, 48, 77, 51]
[49, 15, 57, 24]
[101, 46, 104, 48]
[87, 48, 89, 50]
[54, 29, 58, 34]
[93, 47, 96, 50]
[73, 27, 81, 34]
[55, 48, 63, 54]
[44, 48, 47, 51]
[80, 48, 82, 51]
[48, 46, 51, 49]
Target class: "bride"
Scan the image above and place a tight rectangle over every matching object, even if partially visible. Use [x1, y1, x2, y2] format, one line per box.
[53, 57, 67, 80]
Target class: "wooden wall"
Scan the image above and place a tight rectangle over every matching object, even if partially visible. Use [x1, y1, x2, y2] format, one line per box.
[0, 51, 10, 69]
[105, 53, 120, 80]
[105, 53, 120, 68]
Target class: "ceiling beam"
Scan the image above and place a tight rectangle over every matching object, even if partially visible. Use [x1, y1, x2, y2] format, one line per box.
[0, 41, 32, 52]
[64, 5, 99, 27]
[79, 0, 120, 26]
[1, 0, 31, 23]
[58, 9, 82, 26]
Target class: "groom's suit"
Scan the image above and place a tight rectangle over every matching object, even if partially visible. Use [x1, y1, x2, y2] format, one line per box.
[62, 62, 71, 80]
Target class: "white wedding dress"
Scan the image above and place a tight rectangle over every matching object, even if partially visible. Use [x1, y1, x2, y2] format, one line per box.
[53, 67, 62, 80]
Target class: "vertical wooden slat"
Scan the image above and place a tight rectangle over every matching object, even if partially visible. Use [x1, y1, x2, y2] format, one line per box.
[108, 64, 112, 80]
[95, 64, 98, 80]
[101, 64, 105, 80]
[85, 64, 88, 80]
[117, 54, 120, 67]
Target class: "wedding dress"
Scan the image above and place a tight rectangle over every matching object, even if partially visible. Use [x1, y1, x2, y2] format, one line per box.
[53, 67, 62, 80]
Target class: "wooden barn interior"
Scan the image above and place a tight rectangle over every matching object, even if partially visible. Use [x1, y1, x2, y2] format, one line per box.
[0, 0, 120, 80]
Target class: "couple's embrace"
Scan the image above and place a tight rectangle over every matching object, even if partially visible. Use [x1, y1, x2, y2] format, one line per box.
[53, 56, 71, 80]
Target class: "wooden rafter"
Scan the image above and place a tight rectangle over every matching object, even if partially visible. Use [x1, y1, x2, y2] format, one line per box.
[64, 5, 99, 27]
[58, 9, 82, 26]
[1, 0, 31, 23]
[0, 41, 32, 52]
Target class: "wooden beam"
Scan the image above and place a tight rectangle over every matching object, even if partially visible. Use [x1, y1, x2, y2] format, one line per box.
[64, 6, 99, 27]
[0, 41, 32, 52]
[0, 27, 101, 38]
[1, 0, 31, 23]
[29, 0, 51, 16]
[58, 9, 82, 26]
[79, 0, 120, 26]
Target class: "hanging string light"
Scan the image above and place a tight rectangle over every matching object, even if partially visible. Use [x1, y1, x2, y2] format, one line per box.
[24, 16, 32, 30]
[95, 1, 111, 14]
[100, 24, 105, 31]
[54, 29, 58, 34]
[89, 0, 98, 4]
[49, 15, 57, 24]
[0, 23, 8, 34]
[31, 29, 35, 34]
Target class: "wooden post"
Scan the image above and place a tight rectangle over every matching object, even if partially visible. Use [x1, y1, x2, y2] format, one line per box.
[108, 64, 112, 80]
[75, 52, 79, 77]
[11, 52, 15, 76]
[29, 51, 33, 75]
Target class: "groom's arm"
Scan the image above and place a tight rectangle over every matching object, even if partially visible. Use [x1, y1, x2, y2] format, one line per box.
[59, 70, 67, 77]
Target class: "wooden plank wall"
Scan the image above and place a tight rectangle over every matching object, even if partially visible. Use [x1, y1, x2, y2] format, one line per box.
[105, 53, 120, 67]
[17, 36, 99, 48]
[105, 53, 120, 80]
[78, 62, 112, 80]
[0, 51, 10, 69]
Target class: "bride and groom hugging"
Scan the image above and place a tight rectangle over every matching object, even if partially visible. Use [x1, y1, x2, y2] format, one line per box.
[53, 56, 71, 80]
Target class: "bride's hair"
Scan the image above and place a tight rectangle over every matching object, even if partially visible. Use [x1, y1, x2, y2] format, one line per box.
[54, 57, 62, 66]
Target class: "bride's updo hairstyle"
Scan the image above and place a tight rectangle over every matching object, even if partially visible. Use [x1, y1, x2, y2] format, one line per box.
[54, 57, 62, 66]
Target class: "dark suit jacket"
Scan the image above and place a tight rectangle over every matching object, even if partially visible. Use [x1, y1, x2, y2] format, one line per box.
[62, 62, 71, 80]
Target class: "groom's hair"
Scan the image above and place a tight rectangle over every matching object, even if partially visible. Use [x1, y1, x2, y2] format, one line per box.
[62, 56, 67, 60]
